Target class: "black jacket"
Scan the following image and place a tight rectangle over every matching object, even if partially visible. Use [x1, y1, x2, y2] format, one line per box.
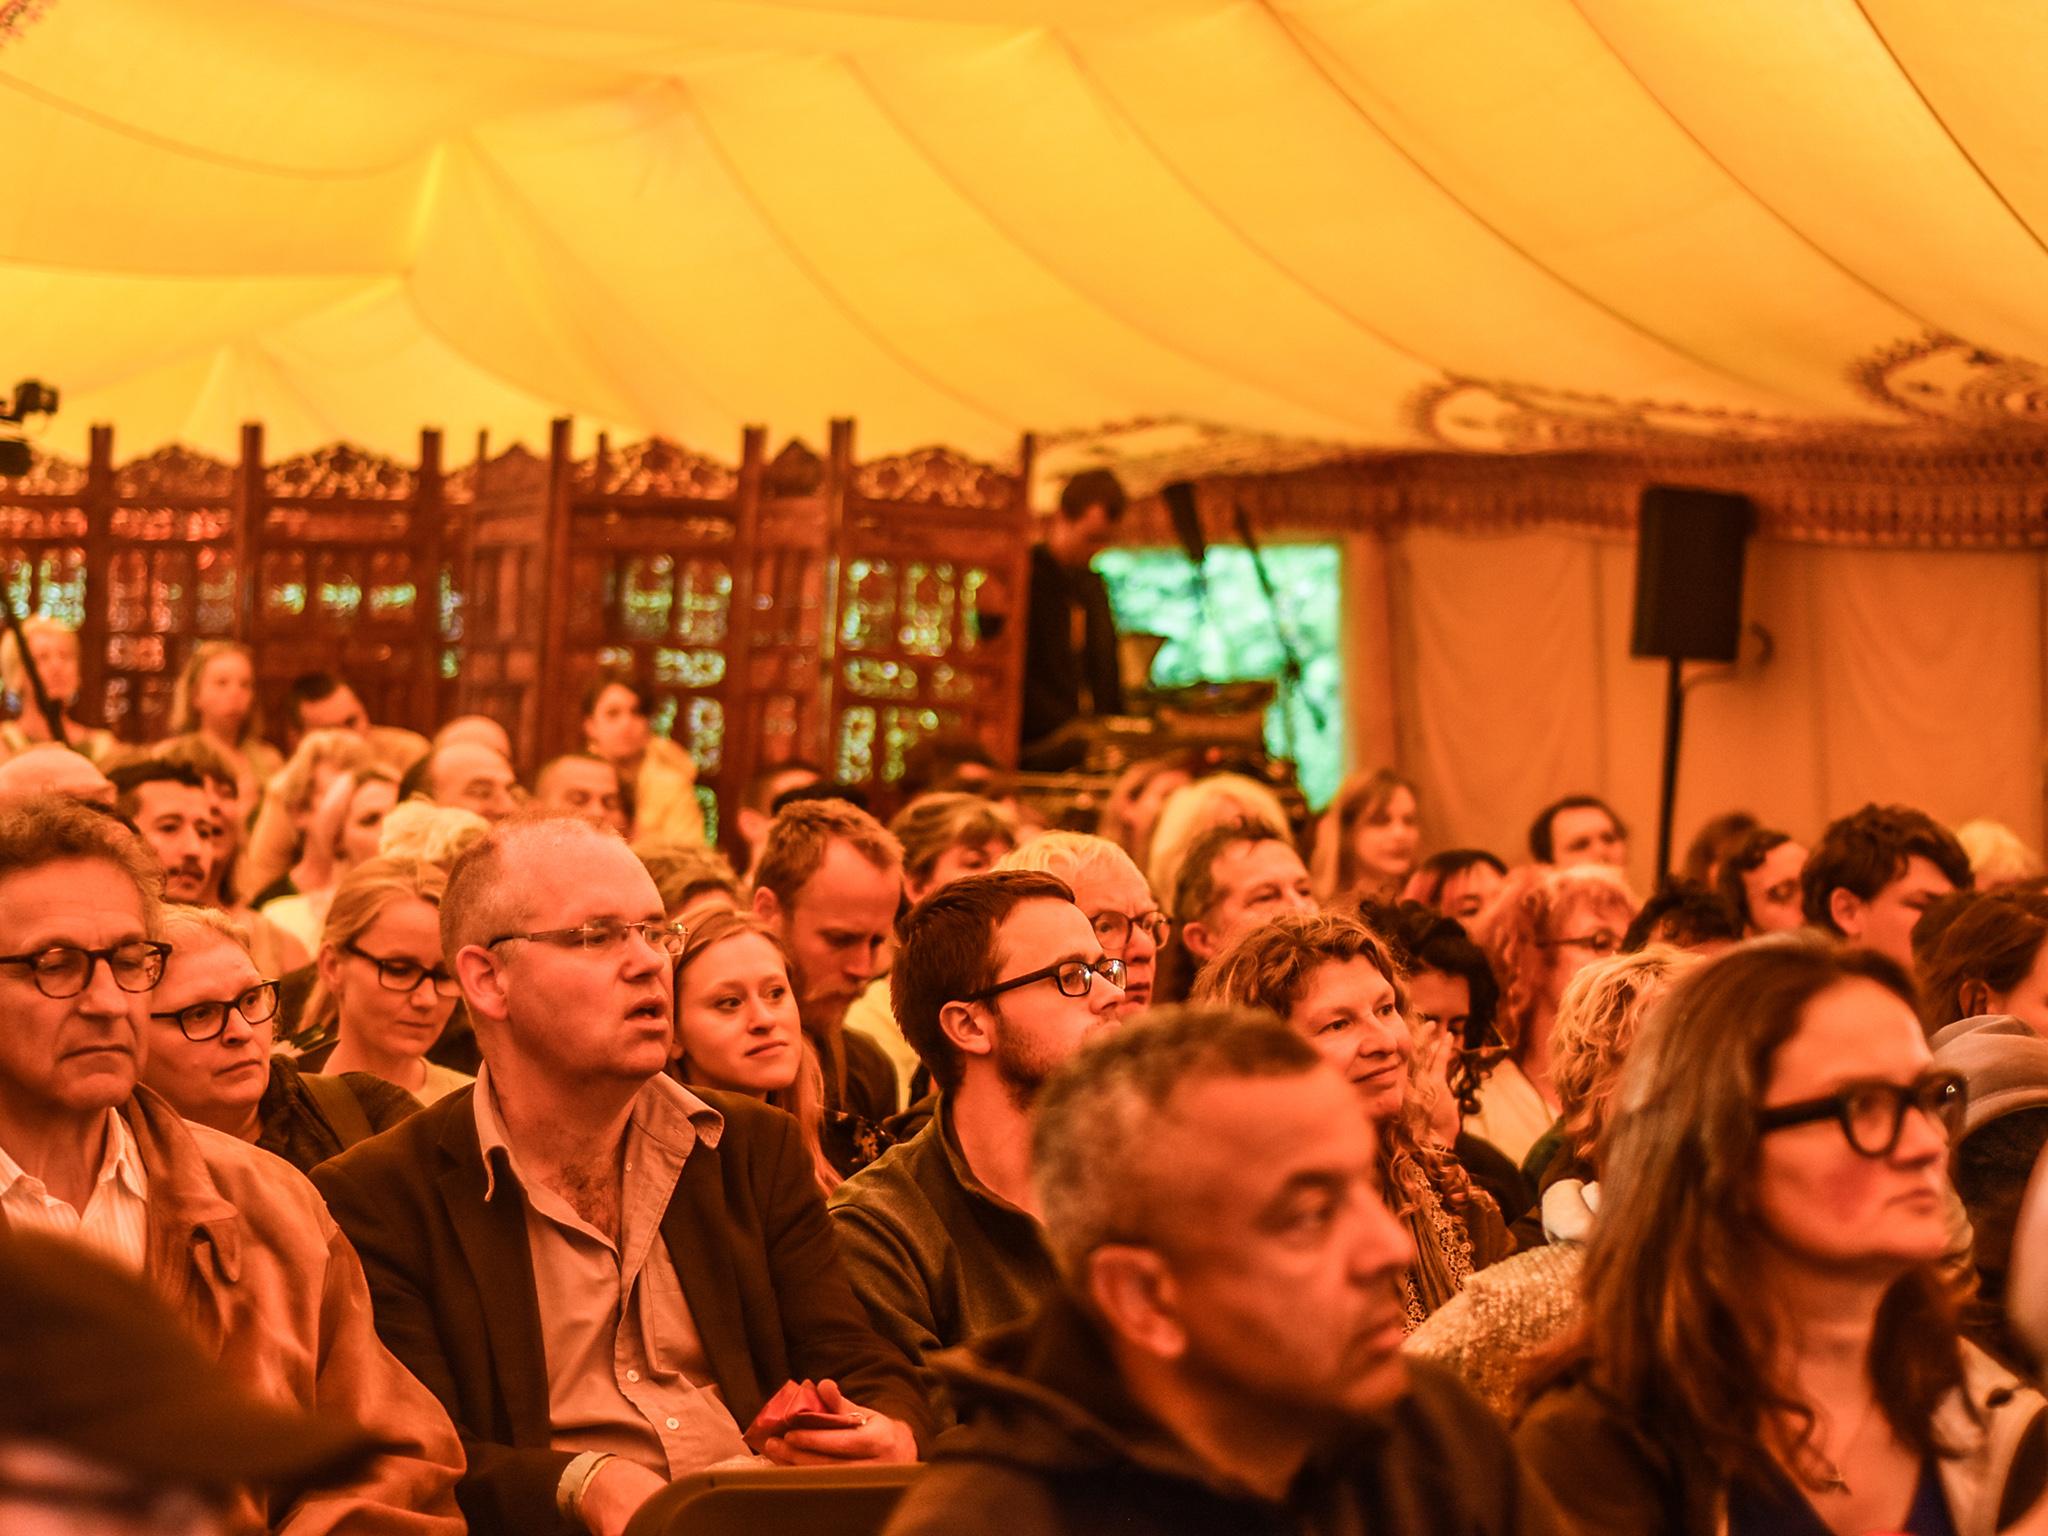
[883, 1293, 1566, 1536]
[312, 1084, 933, 1536]
[1020, 543, 1123, 753]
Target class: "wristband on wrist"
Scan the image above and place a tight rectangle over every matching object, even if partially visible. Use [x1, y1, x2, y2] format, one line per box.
[557, 1451, 616, 1527]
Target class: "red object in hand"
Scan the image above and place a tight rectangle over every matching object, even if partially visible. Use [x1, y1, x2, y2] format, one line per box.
[744, 1379, 835, 1452]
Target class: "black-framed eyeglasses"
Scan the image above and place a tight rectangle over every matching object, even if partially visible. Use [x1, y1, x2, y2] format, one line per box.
[1090, 910, 1172, 954]
[1756, 1072, 1967, 1159]
[150, 980, 280, 1043]
[1538, 930, 1622, 958]
[484, 917, 689, 958]
[0, 940, 171, 999]
[343, 943, 462, 997]
[961, 956, 1127, 1004]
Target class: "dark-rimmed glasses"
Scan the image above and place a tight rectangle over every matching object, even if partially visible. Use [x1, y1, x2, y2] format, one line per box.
[1756, 1072, 1967, 1159]
[0, 940, 170, 999]
[343, 943, 462, 997]
[484, 917, 689, 958]
[1090, 910, 1172, 954]
[150, 980, 280, 1043]
[961, 956, 1126, 1004]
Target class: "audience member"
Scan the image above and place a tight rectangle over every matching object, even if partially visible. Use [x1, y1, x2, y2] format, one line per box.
[999, 831, 1165, 1019]
[0, 740, 114, 805]
[378, 798, 491, 866]
[1679, 808, 1760, 888]
[0, 794, 467, 1528]
[283, 670, 431, 769]
[730, 758, 823, 882]
[164, 641, 280, 815]
[1527, 793, 1627, 872]
[237, 725, 378, 902]
[1020, 467, 1125, 766]
[398, 737, 519, 822]
[1518, 942, 2040, 1535]
[897, 729, 1004, 803]
[1406, 945, 1697, 1414]
[581, 678, 704, 846]
[883, 1007, 1565, 1536]
[257, 765, 399, 952]
[1716, 826, 1809, 936]
[534, 752, 629, 834]
[1957, 817, 2045, 891]
[832, 870, 1114, 1407]
[750, 798, 906, 1122]
[635, 837, 741, 923]
[0, 1232, 388, 1536]
[1168, 818, 1316, 992]
[302, 858, 474, 1104]
[1619, 880, 1742, 954]
[1802, 802, 1973, 969]
[142, 903, 417, 1172]
[671, 909, 882, 1186]
[0, 616, 115, 763]
[432, 712, 516, 761]
[1467, 863, 1639, 1162]
[1401, 846, 1508, 921]
[1310, 767, 1421, 903]
[1195, 911, 1508, 1327]
[1145, 770, 1294, 904]
[110, 759, 216, 903]
[1918, 888, 2048, 1036]
[1096, 752, 1195, 871]
[313, 814, 926, 1535]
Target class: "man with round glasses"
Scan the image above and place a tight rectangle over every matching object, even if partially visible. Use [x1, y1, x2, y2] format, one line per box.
[831, 869, 1126, 1413]
[0, 792, 467, 1531]
[141, 904, 421, 1173]
[313, 812, 929, 1536]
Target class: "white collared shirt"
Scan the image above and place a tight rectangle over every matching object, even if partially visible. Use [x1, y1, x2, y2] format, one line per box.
[0, 1107, 150, 1271]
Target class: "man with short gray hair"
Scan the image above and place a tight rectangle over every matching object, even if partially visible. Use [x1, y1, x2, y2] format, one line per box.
[883, 1006, 1565, 1536]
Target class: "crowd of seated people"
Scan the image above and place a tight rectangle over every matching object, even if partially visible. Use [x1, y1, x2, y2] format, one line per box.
[6, 636, 2048, 1536]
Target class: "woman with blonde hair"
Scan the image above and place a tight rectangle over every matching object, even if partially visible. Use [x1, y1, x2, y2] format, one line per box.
[0, 616, 115, 763]
[1194, 909, 1508, 1328]
[1467, 863, 1640, 1163]
[256, 767, 400, 952]
[670, 909, 885, 1192]
[236, 728, 380, 903]
[1144, 770, 1295, 908]
[302, 858, 473, 1104]
[165, 640, 281, 815]
[1310, 767, 1421, 903]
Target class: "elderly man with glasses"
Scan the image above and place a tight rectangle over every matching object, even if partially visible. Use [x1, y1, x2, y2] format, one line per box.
[830, 869, 1128, 1416]
[0, 793, 466, 1533]
[312, 812, 929, 1536]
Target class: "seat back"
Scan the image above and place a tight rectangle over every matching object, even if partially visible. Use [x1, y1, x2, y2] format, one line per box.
[623, 1463, 922, 1536]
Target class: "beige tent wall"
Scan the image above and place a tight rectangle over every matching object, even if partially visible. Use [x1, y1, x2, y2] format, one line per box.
[1343, 527, 2047, 892]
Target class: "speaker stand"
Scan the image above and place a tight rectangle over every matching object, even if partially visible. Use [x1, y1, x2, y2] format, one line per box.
[1653, 656, 1684, 887]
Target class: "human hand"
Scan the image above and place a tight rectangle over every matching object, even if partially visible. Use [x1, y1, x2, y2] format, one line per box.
[579, 1456, 670, 1536]
[760, 1378, 917, 1466]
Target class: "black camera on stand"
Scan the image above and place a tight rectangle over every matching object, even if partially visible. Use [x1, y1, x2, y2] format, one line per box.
[0, 379, 60, 478]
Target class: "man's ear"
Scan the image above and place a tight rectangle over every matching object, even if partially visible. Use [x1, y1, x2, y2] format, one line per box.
[1828, 887, 1865, 940]
[939, 999, 995, 1062]
[751, 885, 781, 926]
[737, 807, 769, 848]
[1181, 919, 1215, 963]
[1084, 1245, 1185, 1361]
[453, 944, 510, 1026]
[1961, 979, 1993, 1019]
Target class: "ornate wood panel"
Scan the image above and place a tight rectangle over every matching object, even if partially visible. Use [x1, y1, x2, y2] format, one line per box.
[445, 436, 552, 768]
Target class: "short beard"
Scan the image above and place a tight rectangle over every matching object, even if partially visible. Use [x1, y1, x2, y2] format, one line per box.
[987, 997, 1058, 1112]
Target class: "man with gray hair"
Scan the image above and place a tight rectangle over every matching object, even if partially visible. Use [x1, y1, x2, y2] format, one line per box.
[314, 812, 929, 1536]
[997, 831, 1165, 1017]
[883, 1007, 1566, 1536]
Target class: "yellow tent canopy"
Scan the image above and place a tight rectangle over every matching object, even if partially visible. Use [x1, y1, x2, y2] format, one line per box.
[6, 0, 2048, 465]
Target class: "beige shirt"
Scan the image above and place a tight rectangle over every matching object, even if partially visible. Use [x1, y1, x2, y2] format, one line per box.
[474, 1067, 758, 1477]
[0, 1107, 150, 1271]
[1463, 1056, 1555, 1166]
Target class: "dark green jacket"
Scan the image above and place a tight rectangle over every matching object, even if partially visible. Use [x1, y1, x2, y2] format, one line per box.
[828, 1097, 1060, 1417]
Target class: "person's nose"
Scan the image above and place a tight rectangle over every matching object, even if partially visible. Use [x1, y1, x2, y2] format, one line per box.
[1124, 924, 1160, 965]
[1348, 1184, 1417, 1283]
[218, 1002, 256, 1046]
[1894, 1098, 1951, 1169]
[404, 973, 442, 1010]
[75, 956, 130, 1019]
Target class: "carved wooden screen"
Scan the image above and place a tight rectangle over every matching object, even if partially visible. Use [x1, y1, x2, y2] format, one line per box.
[446, 439, 553, 769]
[827, 429, 1034, 813]
[248, 427, 445, 739]
[0, 443, 95, 729]
[544, 433, 746, 834]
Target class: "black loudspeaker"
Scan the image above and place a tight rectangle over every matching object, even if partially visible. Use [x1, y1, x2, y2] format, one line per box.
[1630, 485, 1754, 663]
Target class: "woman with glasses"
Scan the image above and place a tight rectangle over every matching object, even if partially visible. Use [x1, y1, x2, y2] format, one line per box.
[1193, 910, 1508, 1329]
[1519, 941, 2043, 1536]
[1466, 863, 1639, 1164]
[671, 910, 884, 1190]
[142, 905, 420, 1173]
[305, 858, 473, 1105]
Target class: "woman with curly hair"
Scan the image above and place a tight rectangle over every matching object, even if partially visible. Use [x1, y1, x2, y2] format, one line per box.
[1518, 941, 2041, 1536]
[1193, 909, 1509, 1328]
[1467, 863, 1639, 1163]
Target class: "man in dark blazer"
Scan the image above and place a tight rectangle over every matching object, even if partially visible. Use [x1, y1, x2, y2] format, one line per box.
[1019, 468, 1127, 766]
[313, 814, 929, 1536]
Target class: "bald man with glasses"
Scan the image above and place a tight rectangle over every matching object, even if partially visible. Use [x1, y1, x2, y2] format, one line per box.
[313, 813, 929, 1536]
[830, 869, 1127, 1414]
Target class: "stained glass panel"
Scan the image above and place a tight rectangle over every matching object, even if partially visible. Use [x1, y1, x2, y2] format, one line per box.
[654, 648, 725, 689]
[843, 657, 918, 700]
[1097, 544, 1345, 811]
[882, 707, 944, 784]
[621, 554, 674, 640]
[196, 549, 236, 634]
[684, 697, 723, 774]
[897, 562, 954, 656]
[838, 559, 896, 651]
[261, 552, 308, 619]
[836, 706, 877, 783]
[675, 558, 729, 645]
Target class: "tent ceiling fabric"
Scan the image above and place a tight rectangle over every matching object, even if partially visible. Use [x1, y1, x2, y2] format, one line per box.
[8, 0, 2048, 465]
